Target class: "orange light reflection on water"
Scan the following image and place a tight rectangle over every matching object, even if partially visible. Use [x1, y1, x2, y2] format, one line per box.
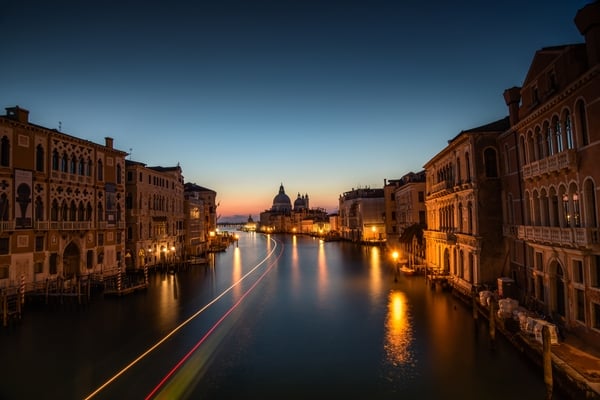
[232, 246, 242, 298]
[369, 246, 382, 300]
[317, 239, 328, 299]
[384, 290, 414, 366]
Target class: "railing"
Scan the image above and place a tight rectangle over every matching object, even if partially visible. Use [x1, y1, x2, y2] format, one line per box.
[0, 221, 16, 232]
[517, 225, 599, 247]
[430, 180, 453, 195]
[522, 149, 577, 180]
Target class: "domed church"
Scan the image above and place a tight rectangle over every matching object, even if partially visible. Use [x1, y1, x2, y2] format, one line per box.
[259, 183, 329, 234]
[271, 183, 292, 214]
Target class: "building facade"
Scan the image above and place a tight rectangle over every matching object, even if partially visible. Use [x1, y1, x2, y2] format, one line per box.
[338, 187, 385, 243]
[424, 118, 509, 296]
[125, 161, 184, 269]
[183, 182, 217, 259]
[500, 1, 600, 344]
[0, 106, 127, 287]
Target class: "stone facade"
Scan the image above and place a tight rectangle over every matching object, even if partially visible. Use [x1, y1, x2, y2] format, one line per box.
[0, 106, 127, 285]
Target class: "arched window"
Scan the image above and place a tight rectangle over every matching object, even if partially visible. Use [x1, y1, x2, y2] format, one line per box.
[35, 196, 44, 221]
[69, 201, 77, 221]
[0, 136, 10, 167]
[0, 193, 9, 220]
[61, 201, 68, 221]
[535, 127, 545, 159]
[78, 201, 85, 221]
[51, 200, 59, 221]
[577, 100, 589, 146]
[465, 152, 471, 182]
[553, 116, 563, 153]
[544, 121, 553, 156]
[565, 110, 574, 149]
[61, 152, 68, 172]
[519, 135, 527, 165]
[87, 158, 93, 177]
[484, 148, 498, 178]
[36, 145, 44, 172]
[69, 154, 76, 174]
[78, 157, 85, 175]
[86, 202, 93, 221]
[97, 159, 103, 181]
[97, 201, 104, 222]
[117, 203, 122, 222]
[503, 144, 510, 174]
[52, 150, 59, 170]
[467, 201, 473, 234]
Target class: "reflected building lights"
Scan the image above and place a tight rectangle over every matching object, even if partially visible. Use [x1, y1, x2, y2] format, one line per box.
[384, 290, 414, 366]
[369, 246, 382, 298]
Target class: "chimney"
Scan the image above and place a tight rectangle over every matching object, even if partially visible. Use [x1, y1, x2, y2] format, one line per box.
[503, 87, 521, 127]
[575, 1, 600, 66]
[105, 137, 114, 149]
[5, 106, 29, 123]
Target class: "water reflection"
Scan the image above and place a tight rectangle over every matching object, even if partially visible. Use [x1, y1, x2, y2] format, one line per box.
[157, 273, 180, 327]
[232, 246, 242, 298]
[369, 246, 382, 301]
[317, 239, 327, 299]
[384, 290, 414, 366]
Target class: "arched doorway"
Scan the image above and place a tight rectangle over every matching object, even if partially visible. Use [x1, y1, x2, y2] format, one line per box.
[63, 242, 80, 278]
[549, 260, 566, 318]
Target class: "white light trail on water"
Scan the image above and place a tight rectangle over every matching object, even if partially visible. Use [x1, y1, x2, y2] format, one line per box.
[84, 235, 279, 400]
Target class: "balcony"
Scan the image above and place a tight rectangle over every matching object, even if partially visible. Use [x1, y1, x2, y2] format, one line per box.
[0, 221, 16, 232]
[49, 221, 93, 231]
[426, 229, 457, 244]
[429, 180, 453, 197]
[517, 225, 599, 247]
[522, 149, 577, 180]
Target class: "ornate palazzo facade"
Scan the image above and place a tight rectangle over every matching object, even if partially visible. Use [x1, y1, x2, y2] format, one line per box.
[0, 106, 127, 285]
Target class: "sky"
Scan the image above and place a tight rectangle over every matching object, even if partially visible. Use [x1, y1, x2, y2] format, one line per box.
[2, 0, 589, 219]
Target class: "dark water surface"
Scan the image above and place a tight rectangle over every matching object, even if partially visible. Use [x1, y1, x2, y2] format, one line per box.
[0, 233, 562, 399]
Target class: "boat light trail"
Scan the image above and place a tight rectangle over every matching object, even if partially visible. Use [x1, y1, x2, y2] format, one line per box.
[145, 238, 284, 399]
[84, 235, 280, 400]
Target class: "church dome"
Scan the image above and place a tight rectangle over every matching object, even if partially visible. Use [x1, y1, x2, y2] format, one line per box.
[271, 184, 292, 213]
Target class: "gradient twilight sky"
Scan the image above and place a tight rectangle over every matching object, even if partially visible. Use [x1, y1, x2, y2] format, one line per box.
[2, 1, 588, 218]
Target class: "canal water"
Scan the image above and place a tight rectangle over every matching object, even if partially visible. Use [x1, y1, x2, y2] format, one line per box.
[0, 232, 564, 399]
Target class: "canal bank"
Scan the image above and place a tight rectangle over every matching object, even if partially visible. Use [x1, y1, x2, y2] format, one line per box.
[449, 284, 600, 399]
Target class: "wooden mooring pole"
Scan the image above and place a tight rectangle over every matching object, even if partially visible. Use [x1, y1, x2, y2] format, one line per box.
[489, 299, 496, 349]
[543, 325, 553, 399]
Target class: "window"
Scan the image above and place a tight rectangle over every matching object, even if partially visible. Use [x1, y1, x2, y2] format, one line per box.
[0, 238, 9, 255]
[0, 265, 8, 279]
[97, 159, 103, 180]
[0, 136, 10, 167]
[594, 303, 600, 330]
[98, 233, 104, 246]
[35, 197, 44, 221]
[35, 236, 44, 252]
[536, 252, 543, 271]
[577, 100, 589, 146]
[87, 250, 94, 270]
[117, 164, 122, 184]
[554, 117, 563, 152]
[484, 148, 498, 177]
[537, 275, 545, 302]
[592, 256, 600, 288]
[49, 253, 57, 275]
[573, 260, 584, 284]
[36, 145, 44, 172]
[52, 150, 59, 170]
[61, 152, 68, 172]
[0, 193, 9, 221]
[575, 289, 585, 322]
[565, 111, 574, 149]
[418, 191, 424, 202]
